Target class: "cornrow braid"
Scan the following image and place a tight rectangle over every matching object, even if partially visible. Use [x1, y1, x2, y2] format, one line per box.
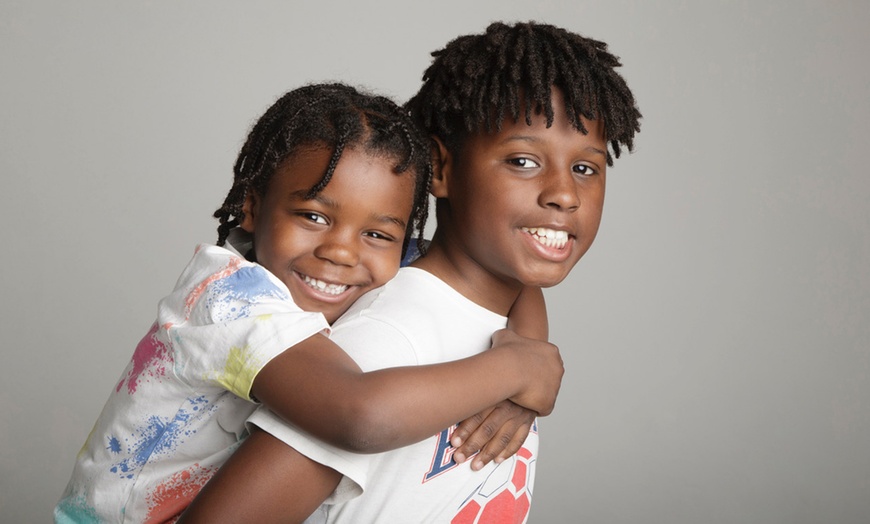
[405, 21, 642, 166]
[214, 83, 432, 257]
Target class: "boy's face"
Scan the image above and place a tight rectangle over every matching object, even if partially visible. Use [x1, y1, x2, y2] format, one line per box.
[241, 146, 415, 323]
[438, 89, 607, 292]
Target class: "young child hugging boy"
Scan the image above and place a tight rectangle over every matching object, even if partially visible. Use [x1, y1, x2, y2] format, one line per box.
[55, 83, 564, 524]
[178, 21, 642, 524]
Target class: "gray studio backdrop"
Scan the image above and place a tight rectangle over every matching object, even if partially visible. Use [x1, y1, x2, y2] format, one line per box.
[2, 1, 868, 522]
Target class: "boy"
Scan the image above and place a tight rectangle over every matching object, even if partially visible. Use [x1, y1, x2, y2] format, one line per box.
[181, 21, 641, 523]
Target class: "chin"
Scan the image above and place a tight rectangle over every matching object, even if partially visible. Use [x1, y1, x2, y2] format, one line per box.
[523, 274, 570, 289]
[536, 280, 568, 289]
[523, 265, 575, 287]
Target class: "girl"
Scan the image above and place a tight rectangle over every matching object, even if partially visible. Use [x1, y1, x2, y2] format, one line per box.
[55, 83, 561, 523]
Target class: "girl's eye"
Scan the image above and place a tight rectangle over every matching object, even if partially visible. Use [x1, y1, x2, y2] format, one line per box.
[507, 157, 540, 169]
[365, 231, 395, 242]
[573, 164, 597, 176]
[301, 212, 328, 225]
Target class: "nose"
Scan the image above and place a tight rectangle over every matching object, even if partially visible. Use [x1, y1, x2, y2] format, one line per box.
[313, 230, 360, 267]
[538, 168, 580, 211]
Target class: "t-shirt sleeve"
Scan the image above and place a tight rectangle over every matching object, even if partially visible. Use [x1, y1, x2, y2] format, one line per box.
[165, 263, 330, 401]
[246, 407, 370, 504]
[244, 315, 416, 502]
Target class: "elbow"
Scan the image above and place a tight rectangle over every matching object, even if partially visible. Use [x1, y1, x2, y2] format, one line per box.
[331, 399, 401, 454]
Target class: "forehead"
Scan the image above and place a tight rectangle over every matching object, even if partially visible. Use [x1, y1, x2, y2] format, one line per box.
[468, 101, 606, 155]
[266, 146, 415, 224]
[466, 88, 605, 144]
[284, 145, 410, 183]
[272, 145, 411, 187]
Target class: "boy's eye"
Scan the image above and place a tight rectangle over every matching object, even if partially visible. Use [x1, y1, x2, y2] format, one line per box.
[301, 212, 328, 225]
[573, 164, 596, 176]
[507, 157, 540, 169]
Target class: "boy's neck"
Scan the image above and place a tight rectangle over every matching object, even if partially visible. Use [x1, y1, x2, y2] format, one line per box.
[411, 235, 523, 317]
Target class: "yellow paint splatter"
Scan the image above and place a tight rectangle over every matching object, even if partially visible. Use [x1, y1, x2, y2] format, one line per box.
[206, 345, 264, 399]
[77, 424, 98, 458]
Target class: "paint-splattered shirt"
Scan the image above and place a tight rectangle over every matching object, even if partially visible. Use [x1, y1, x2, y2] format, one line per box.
[55, 238, 330, 523]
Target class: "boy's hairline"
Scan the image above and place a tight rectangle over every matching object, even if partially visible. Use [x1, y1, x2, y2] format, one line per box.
[421, 83, 609, 144]
[435, 114, 609, 157]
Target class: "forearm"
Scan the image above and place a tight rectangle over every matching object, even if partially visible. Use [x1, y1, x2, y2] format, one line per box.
[178, 427, 340, 524]
[337, 347, 541, 451]
[252, 334, 534, 453]
[507, 286, 548, 340]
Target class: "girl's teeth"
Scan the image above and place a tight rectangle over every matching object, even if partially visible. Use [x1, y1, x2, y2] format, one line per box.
[302, 275, 349, 295]
[522, 227, 569, 249]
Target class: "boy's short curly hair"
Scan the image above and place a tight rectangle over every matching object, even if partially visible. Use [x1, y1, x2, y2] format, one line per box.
[406, 22, 642, 165]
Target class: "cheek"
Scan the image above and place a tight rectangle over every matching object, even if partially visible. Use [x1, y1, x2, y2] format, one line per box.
[579, 208, 605, 252]
[370, 253, 402, 287]
[261, 230, 307, 266]
[583, 205, 604, 233]
[464, 178, 509, 213]
[584, 185, 606, 218]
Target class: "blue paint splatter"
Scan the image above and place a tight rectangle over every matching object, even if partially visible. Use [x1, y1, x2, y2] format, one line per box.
[107, 436, 121, 454]
[109, 406, 201, 479]
[208, 266, 290, 321]
[188, 395, 209, 412]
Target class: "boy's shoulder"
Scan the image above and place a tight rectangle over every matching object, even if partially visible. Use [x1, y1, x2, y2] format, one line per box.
[332, 267, 508, 368]
[335, 267, 503, 333]
[338, 268, 445, 317]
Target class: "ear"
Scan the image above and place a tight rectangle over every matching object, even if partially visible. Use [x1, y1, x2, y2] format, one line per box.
[429, 136, 452, 199]
[239, 191, 259, 233]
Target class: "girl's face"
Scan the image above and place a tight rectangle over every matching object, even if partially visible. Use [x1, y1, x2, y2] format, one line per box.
[241, 146, 415, 324]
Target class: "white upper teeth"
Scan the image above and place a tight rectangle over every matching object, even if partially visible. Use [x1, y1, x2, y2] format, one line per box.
[522, 227, 569, 249]
[301, 275, 349, 296]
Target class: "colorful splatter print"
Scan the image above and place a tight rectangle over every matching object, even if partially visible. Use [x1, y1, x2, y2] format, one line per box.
[143, 464, 219, 524]
[55, 242, 329, 522]
[116, 323, 171, 395]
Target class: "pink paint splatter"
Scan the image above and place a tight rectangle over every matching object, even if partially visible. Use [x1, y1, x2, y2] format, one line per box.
[182, 257, 243, 320]
[143, 463, 218, 524]
[116, 323, 171, 394]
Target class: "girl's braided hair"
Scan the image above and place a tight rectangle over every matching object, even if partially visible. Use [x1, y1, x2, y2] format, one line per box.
[215, 83, 432, 256]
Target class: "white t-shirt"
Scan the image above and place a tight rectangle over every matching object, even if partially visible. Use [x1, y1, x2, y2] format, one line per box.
[56, 235, 331, 524]
[251, 267, 539, 523]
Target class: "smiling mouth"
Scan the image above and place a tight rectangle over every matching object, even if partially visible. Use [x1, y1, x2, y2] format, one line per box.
[298, 273, 350, 296]
[521, 227, 570, 249]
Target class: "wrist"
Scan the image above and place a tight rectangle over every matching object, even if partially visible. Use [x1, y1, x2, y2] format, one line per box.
[491, 340, 531, 399]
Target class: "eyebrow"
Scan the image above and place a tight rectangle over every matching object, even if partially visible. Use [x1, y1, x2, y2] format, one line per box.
[292, 189, 408, 229]
[501, 135, 608, 158]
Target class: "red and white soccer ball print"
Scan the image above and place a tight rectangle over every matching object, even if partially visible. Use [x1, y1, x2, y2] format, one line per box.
[452, 447, 535, 524]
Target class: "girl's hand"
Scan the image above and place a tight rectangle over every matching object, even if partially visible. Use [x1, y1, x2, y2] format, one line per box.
[490, 328, 564, 416]
[450, 400, 536, 471]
